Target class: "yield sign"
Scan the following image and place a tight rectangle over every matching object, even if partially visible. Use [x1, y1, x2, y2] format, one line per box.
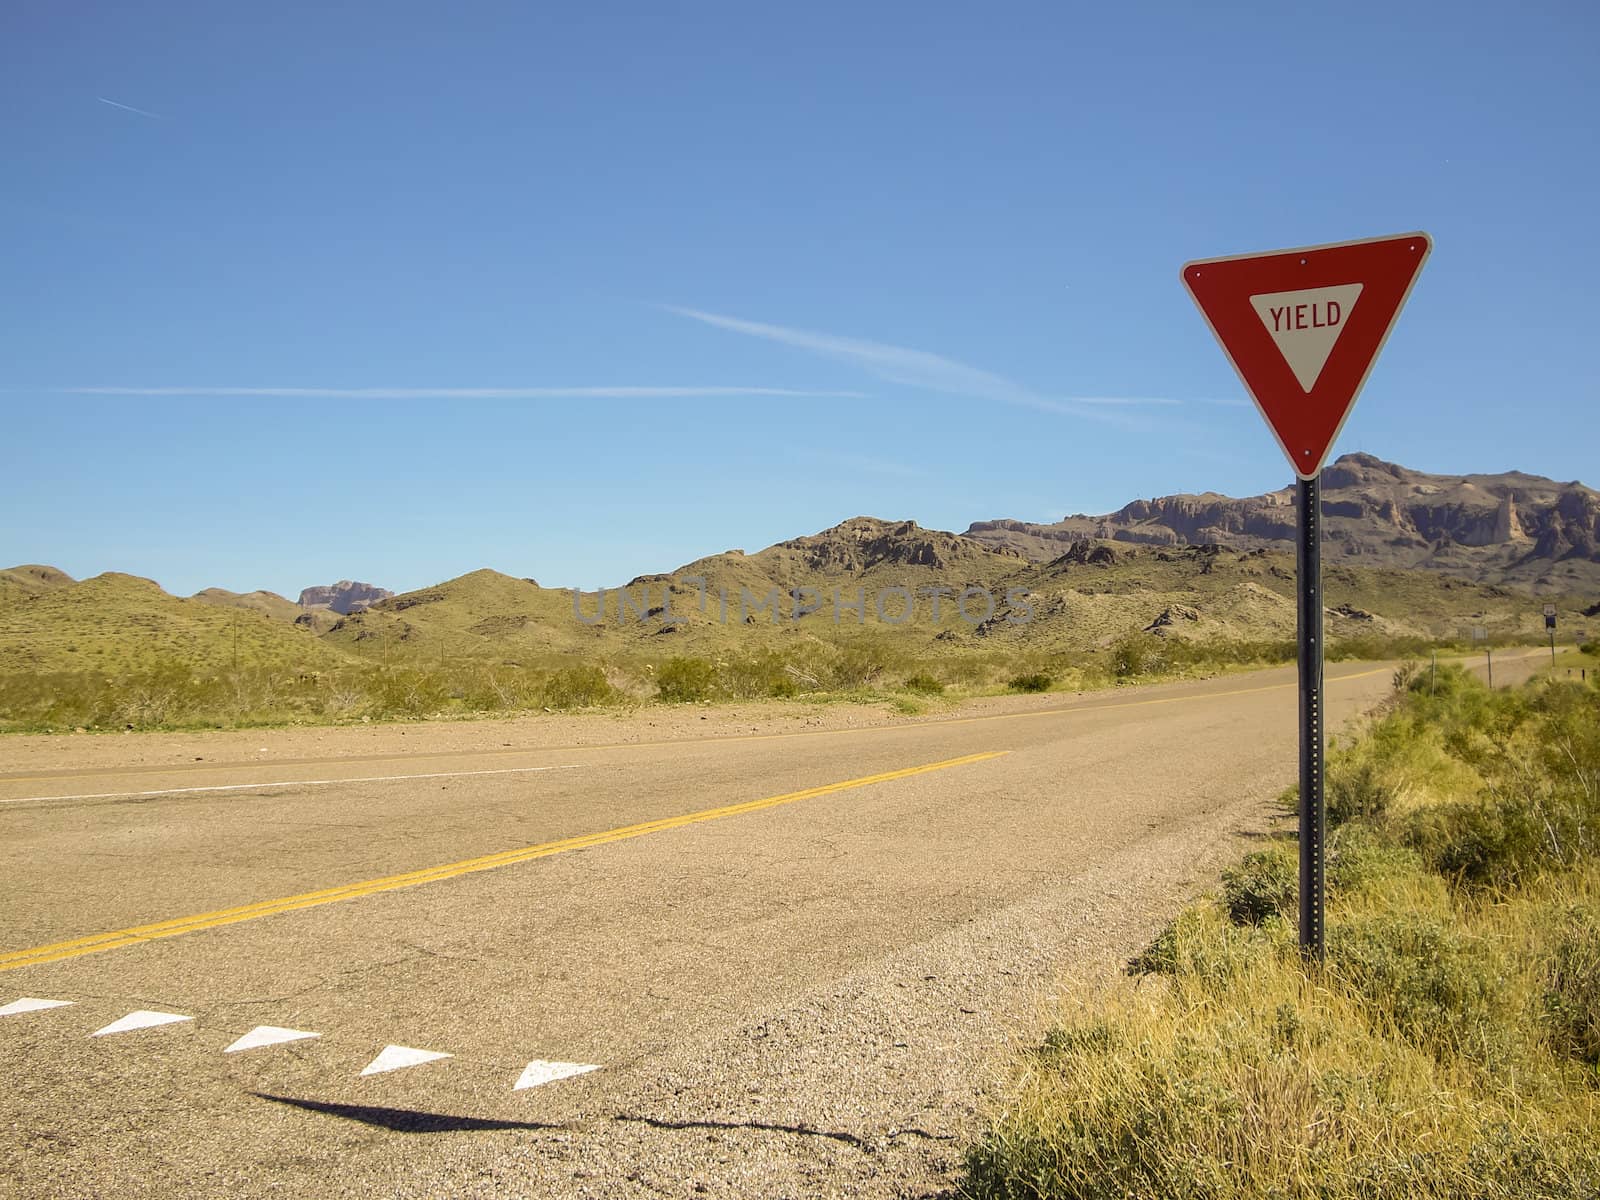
[1181, 232, 1431, 478]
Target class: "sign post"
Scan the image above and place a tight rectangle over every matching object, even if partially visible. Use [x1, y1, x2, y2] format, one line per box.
[1181, 232, 1431, 960]
[1546, 604, 1558, 665]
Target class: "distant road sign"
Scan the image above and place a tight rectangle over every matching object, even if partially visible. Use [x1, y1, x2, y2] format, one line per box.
[1544, 604, 1558, 618]
[1181, 233, 1431, 478]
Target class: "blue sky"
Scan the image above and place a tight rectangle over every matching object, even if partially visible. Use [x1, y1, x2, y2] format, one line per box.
[3, 2, 1595, 597]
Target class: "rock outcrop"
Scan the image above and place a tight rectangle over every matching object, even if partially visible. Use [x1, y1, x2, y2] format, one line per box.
[296, 580, 394, 615]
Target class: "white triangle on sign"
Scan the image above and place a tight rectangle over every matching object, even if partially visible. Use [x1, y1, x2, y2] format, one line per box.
[0, 997, 74, 1017]
[223, 1025, 321, 1053]
[1249, 283, 1364, 392]
[513, 1060, 600, 1091]
[359, 1044, 452, 1076]
[91, 1010, 192, 1037]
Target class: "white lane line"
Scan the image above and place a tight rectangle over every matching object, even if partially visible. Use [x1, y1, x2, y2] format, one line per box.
[0, 763, 584, 805]
[360, 1044, 452, 1076]
[514, 1060, 600, 1090]
[91, 1010, 192, 1036]
[0, 996, 74, 1016]
[224, 1025, 321, 1053]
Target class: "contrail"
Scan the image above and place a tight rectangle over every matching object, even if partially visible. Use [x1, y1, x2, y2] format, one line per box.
[663, 304, 1183, 427]
[96, 96, 162, 119]
[57, 385, 870, 400]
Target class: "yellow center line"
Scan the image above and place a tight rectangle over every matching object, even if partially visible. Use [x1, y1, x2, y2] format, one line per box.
[0, 750, 1009, 973]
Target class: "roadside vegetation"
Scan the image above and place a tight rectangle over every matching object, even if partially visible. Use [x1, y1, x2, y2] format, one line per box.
[0, 632, 1468, 733]
[963, 664, 1600, 1199]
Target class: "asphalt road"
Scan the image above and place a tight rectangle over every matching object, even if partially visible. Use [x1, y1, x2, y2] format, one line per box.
[0, 653, 1546, 1199]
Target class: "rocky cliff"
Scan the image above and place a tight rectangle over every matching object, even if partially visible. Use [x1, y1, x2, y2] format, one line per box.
[966, 454, 1600, 591]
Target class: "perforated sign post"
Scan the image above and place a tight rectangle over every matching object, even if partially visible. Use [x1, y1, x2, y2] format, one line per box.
[1181, 232, 1431, 960]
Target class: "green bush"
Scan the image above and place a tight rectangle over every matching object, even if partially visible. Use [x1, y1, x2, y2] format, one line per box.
[1109, 633, 1160, 679]
[1326, 755, 1394, 827]
[542, 664, 614, 709]
[1328, 912, 1501, 1056]
[1220, 848, 1297, 926]
[655, 656, 717, 703]
[1008, 672, 1052, 693]
[1406, 793, 1558, 891]
[903, 672, 945, 695]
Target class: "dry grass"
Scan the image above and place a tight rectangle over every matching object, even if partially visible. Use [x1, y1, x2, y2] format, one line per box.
[965, 669, 1600, 1199]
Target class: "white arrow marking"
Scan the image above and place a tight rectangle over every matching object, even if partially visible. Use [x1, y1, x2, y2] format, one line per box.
[91, 1010, 192, 1037]
[0, 997, 74, 1017]
[223, 1025, 321, 1053]
[513, 1060, 600, 1091]
[359, 1044, 452, 1076]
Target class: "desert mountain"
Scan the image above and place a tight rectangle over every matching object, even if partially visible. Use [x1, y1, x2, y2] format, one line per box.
[965, 453, 1600, 590]
[191, 587, 302, 622]
[0, 571, 343, 675]
[2, 457, 1589, 689]
[0, 564, 76, 600]
[297, 580, 394, 614]
[310, 514, 1543, 668]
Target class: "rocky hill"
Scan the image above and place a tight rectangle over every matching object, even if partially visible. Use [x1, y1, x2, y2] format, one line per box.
[191, 587, 302, 622]
[297, 580, 394, 614]
[965, 453, 1600, 591]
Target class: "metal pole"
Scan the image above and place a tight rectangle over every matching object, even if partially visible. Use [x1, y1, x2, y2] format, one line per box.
[1296, 473, 1326, 961]
[1551, 628, 1556, 667]
[1487, 647, 1493, 689]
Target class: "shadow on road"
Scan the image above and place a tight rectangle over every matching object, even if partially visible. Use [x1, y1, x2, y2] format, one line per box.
[250, 1092, 565, 1134]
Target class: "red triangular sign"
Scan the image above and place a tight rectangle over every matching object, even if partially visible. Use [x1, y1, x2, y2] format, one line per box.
[1181, 233, 1431, 478]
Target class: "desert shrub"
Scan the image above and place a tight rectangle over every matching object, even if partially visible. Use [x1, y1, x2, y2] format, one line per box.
[1008, 672, 1052, 693]
[461, 666, 538, 712]
[1541, 902, 1600, 1067]
[903, 672, 945, 696]
[718, 650, 799, 699]
[1109, 633, 1160, 679]
[1328, 912, 1501, 1056]
[1327, 823, 1425, 898]
[1161, 637, 1297, 671]
[542, 664, 614, 709]
[654, 656, 716, 703]
[1326, 754, 1395, 827]
[363, 667, 450, 718]
[828, 639, 908, 690]
[1406, 792, 1564, 891]
[1220, 847, 1297, 926]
